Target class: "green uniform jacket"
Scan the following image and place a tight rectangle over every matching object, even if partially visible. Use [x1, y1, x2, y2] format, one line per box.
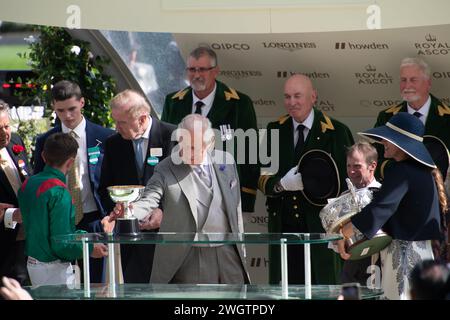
[161, 80, 259, 212]
[374, 94, 450, 178]
[258, 108, 354, 284]
[18, 165, 90, 263]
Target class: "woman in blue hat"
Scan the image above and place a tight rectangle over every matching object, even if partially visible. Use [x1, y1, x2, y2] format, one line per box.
[339, 112, 447, 300]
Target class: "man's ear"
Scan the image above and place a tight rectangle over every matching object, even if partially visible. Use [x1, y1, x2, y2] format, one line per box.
[41, 151, 46, 164]
[79, 97, 85, 109]
[64, 157, 76, 171]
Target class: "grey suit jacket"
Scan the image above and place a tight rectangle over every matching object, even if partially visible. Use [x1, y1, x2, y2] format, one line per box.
[133, 149, 250, 283]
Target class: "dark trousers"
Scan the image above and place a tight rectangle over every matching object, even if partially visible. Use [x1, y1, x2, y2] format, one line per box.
[341, 256, 379, 286]
[120, 230, 156, 283]
[0, 240, 30, 286]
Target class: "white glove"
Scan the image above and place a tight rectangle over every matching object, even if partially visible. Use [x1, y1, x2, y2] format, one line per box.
[280, 166, 304, 191]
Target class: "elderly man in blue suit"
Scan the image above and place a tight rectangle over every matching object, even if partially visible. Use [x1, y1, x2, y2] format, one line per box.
[33, 80, 114, 282]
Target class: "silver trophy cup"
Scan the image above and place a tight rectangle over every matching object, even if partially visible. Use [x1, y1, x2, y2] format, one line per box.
[107, 185, 145, 236]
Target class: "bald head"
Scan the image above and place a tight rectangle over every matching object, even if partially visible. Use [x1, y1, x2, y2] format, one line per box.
[284, 74, 317, 123]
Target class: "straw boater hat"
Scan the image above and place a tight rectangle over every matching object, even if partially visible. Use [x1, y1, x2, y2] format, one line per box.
[358, 112, 436, 169]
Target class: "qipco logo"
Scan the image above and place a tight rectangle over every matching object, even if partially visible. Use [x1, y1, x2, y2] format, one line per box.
[210, 43, 251, 51]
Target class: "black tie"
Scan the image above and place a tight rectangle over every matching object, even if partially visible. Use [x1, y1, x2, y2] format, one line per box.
[195, 101, 204, 115]
[294, 124, 305, 163]
[413, 111, 422, 118]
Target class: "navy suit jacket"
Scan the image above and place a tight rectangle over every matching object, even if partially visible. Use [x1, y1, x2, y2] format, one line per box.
[352, 159, 442, 241]
[98, 117, 176, 214]
[33, 119, 114, 231]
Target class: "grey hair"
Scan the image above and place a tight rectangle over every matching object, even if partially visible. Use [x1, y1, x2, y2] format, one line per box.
[0, 99, 11, 119]
[188, 46, 218, 67]
[400, 57, 431, 79]
[177, 114, 215, 150]
[110, 89, 151, 118]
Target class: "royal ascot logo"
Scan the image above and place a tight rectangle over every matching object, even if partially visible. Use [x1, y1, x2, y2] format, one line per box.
[252, 98, 276, 107]
[250, 257, 269, 268]
[360, 99, 403, 109]
[210, 42, 250, 50]
[432, 71, 450, 79]
[334, 41, 389, 50]
[316, 99, 335, 112]
[277, 71, 330, 79]
[415, 34, 450, 55]
[262, 41, 317, 52]
[220, 70, 262, 80]
[354, 64, 393, 85]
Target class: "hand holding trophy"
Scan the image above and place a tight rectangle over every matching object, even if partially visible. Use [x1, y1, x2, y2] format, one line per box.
[107, 185, 145, 236]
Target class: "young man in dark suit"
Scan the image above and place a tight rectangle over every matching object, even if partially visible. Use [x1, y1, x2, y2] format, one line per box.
[33, 80, 114, 282]
[99, 89, 176, 283]
[0, 100, 31, 286]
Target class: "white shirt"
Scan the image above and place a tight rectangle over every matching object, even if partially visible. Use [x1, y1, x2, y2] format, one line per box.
[62, 117, 97, 213]
[132, 116, 152, 163]
[192, 83, 217, 117]
[292, 108, 314, 146]
[407, 95, 431, 125]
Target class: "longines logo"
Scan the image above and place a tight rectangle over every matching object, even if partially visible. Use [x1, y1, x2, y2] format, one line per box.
[415, 34, 450, 55]
[334, 41, 389, 50]
[277, 71, 330, 79]
[316, 100, 335, 112]
[262, 41, 317, 52]
[354, 64, 393, 85]
[209, 42, 250, 50]
[432, 71, 450, 79]
[220, 70, 262, 80]
[250, 257, 269, 268]
[360, 99, 402, 108]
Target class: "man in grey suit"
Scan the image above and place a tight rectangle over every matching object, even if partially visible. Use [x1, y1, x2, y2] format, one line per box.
[105, 114, 250, 284]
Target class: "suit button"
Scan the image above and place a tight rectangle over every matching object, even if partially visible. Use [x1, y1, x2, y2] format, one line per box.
[273, 212, 276, 216]
[293, 205, 298, 209]
[293, 196, 297, 200]
[295, 214, 299, 218]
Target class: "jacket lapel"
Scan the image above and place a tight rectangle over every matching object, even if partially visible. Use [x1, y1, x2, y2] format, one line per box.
[169, 162, 198, 227]
[143, 117, 162, 183]
[6, 142, 29, 182]
[211, 153, 238, 233]
[205, 81, 232, 127]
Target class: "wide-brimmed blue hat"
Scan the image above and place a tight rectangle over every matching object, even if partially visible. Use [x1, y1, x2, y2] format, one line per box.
[358, 112, 436, 169]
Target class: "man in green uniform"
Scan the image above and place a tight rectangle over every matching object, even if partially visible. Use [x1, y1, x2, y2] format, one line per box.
[374, 57, 450, 179]
[161, 46, 259, 212]
[258, 74, 354, 284]
[19, 133, 107, 286]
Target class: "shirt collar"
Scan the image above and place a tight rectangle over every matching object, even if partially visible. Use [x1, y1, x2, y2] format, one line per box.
[407, 95, 431, 117]
[62, 116, 86, 136]
[292, 108, 314, 131]
[192, 83, 217, 107]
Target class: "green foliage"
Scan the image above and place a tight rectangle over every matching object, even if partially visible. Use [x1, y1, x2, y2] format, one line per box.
[11, 118, 49, 161]
[17, 26, 116, 127]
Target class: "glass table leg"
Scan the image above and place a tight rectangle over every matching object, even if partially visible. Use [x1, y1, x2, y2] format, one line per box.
[304, 241, 311, 299]
[281, 238, 288, 299]
[82, 237, 90, 298]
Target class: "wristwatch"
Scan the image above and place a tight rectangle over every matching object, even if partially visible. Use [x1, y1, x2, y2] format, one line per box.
[273, 181, 285, 193]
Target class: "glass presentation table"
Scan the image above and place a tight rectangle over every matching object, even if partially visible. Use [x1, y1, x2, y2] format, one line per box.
[42, 232, 382, 300]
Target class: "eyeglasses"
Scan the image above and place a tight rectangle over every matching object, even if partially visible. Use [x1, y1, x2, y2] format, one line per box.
[185, 66, 216, 73]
